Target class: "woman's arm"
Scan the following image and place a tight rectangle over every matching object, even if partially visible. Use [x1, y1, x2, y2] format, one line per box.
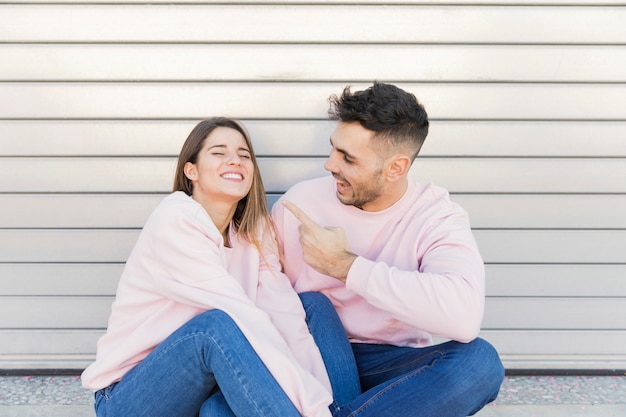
[254, 228, 332, 393]
[149, 207, 333, 417]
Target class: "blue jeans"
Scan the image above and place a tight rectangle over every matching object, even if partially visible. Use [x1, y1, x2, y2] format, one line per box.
[94, 309, 301, 417]
[299, 292, 505, 417]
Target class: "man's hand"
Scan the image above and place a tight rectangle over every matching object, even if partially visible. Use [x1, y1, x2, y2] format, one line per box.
[282, 200, 357, 282]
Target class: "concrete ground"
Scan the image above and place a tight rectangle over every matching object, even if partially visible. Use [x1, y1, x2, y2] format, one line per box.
[1, 374, 625, 416]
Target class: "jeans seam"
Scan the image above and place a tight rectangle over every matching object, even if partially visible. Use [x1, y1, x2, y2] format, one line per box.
[348, 350, 446, 417]
[358, 348, 445, 377]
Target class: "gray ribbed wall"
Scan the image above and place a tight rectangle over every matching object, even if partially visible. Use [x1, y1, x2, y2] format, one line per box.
[1, 1, 625, 371]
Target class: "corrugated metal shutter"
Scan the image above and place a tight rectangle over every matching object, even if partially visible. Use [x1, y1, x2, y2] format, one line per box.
[1, 1, 625, 371]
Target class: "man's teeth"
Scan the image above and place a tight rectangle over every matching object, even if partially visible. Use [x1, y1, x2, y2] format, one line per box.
[222, 173, 242, 180]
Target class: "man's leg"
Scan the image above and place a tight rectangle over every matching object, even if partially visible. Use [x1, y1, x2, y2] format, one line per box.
[299, 292, 362, 409]
[341, 339, 504, 417]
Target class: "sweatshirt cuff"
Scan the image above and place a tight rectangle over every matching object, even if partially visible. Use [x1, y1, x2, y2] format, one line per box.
[345, 256, 376, 296]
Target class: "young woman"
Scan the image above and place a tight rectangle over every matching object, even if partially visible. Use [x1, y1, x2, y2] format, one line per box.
[81, 118, 337, 417]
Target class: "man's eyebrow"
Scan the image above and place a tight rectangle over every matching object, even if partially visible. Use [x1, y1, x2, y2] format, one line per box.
[329, 138, 356, 160]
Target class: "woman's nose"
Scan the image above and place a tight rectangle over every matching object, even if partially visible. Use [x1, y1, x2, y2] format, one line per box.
[227, 153, 242, 165]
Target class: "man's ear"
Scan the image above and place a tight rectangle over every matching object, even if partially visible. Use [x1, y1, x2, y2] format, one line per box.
[386, 154, 411, 182]
[184, 162, 197, 181]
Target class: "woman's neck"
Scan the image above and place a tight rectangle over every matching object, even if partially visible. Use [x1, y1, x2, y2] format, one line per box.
[193, 194, 237, 245]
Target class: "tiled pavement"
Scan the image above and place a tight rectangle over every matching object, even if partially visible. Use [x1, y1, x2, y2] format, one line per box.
[1, 374, 626, 416]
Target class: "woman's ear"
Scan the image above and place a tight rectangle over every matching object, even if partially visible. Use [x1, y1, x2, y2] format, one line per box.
[386, 154, 411, 182]
[184, 162, 197, 181]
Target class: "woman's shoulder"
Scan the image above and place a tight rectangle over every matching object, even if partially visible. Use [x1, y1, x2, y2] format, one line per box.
[152, 192, 198, 218]
[147, 192, 218, 234]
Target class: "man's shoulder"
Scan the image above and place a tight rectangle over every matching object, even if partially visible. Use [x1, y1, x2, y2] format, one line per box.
[416, 181, 452, 202]
[411, 181, 469, 219]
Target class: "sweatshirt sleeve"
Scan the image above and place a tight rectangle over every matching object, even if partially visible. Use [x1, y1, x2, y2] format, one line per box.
[254, 227, 332, 394]
[150, 207, 333, 417]
[346, 210, 485, 343]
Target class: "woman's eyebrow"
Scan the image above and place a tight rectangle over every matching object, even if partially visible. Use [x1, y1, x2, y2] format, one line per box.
[207, 144, 250, 153]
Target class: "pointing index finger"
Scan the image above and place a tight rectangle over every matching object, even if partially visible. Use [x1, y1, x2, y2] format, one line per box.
[282, 200, 318, 228]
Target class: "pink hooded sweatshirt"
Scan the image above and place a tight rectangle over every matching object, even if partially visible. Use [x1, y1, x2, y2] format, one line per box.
[82, 191, 333, 417]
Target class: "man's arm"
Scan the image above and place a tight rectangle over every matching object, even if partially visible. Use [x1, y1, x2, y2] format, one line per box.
[281, 199, 485, 343]
[282, 200, 357, 282]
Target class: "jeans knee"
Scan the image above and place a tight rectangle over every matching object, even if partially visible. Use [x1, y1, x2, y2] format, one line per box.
[299, 291, 329, 304]
[476, 338, 504, 372]
[468, 338, 505, 391]
[188, 309, 238, 334]
[299, 291, 333, 314]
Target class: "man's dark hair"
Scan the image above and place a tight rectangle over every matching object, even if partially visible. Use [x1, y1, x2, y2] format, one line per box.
[328, 82, 429, 161]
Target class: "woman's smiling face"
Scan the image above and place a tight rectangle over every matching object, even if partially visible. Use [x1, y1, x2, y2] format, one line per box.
[185, 126, 254, 207]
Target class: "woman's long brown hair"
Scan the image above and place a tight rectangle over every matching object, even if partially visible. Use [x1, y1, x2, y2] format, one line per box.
[173, 117, 272, 252]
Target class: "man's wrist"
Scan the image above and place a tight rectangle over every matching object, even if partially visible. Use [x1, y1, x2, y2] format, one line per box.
[336, 252, 358, 282]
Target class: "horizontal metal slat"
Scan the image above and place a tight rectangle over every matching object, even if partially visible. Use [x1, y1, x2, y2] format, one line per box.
[2, 4, 624, 44]
[1, 83, 625, 120]
[3, 157, 626, 193]
[3, 194, 626, 229]
[2, 263, 625, 298]
[476, 230, 626, 264]
[2, 295, 624, 330]
[2, 44, 625, 82]
[3, 120, 626, 158]
[483, 298, 626, 330]
[0, 264, 122, 296]
[1, 229, 625, 263]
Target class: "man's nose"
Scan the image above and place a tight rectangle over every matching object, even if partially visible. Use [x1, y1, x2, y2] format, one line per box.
[324, 153, 337, 172]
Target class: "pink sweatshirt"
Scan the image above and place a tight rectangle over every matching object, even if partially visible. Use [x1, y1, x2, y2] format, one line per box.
[272, 175, 485, 347]
[82, 192, 333, 417]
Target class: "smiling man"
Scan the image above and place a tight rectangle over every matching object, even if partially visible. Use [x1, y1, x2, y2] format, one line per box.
[272, 82, 504, 417]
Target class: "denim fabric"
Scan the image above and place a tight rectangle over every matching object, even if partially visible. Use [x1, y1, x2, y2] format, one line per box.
[299, 292, 362, 410]
[94, 309, 300, 417]
[300, 292, 505, 417]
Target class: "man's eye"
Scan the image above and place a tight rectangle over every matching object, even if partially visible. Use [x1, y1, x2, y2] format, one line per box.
[343, 155, 353, 164]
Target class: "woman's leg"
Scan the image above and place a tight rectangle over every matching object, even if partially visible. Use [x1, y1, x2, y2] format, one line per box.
[299, 292, 362, 408]
[200, 391, 237, 417]
[94, 309, 300, 417]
